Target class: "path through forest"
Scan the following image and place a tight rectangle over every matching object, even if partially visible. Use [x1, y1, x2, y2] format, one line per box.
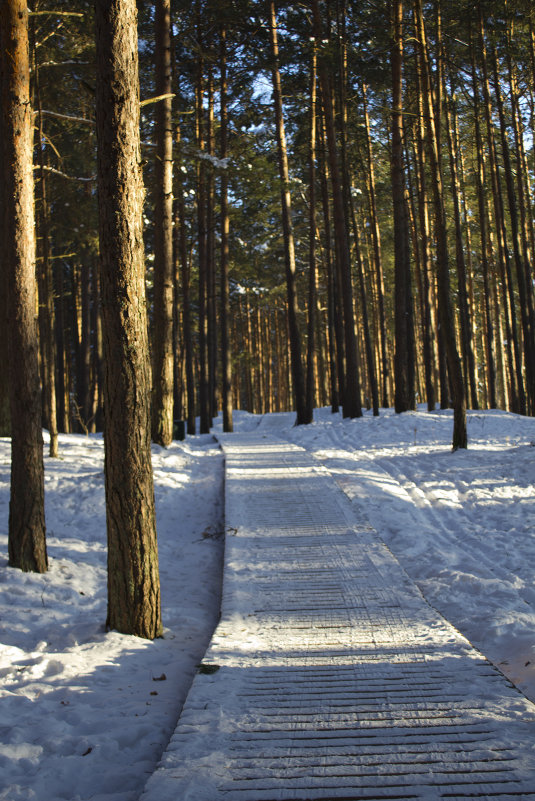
[141, 428, 535, 801]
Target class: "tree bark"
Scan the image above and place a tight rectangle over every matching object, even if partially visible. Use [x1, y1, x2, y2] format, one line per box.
[312, 0, 362, 418]
[414, 0, 466, 448]
[152, 0, 175, 445]
[220, 27, 233, 432]
[95, 0, 162, 639]
[268, 1, 308, 425]
[392, 0, 415, 414]
[1, 0, 48, 572]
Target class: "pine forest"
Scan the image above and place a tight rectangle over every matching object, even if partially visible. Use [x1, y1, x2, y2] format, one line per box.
[2, 0, 535, 453]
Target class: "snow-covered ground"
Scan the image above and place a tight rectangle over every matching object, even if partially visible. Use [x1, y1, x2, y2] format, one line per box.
[1, 405, 535, 801]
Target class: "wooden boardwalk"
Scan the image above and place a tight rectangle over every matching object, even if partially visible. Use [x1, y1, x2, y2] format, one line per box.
[142, 433, 535, 801]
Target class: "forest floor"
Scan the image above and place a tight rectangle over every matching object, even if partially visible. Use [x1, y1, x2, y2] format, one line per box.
[1, 405, 535, 801]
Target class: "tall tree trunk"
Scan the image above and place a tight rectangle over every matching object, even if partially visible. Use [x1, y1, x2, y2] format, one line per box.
[443, 70, 478, 410]
[175, 123, 196, 434]
[392, 0, 415, 413]
[152, 0, 175, 445]
[312, 0, 362, 418]
[306, 44, 318, 423]
[95, 0, 162, 639]
[490, 36, 535, 413]
[1, 0, 48, 572]
[470, 32, 498, 410]
[414, 0, 466, 448]
[196, 6, 211, 433]
[220, 27, 233, 432]
[35, 67, 59, 455]
[362, 82, 389, 409]
[268, 1, 308, 424]
[413, 63, 437, 412]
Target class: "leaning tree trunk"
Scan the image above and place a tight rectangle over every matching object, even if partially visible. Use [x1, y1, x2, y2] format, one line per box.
[95, 0, 162, 639]
[151, 0, 175, 446]
[0, 0, 48, 572]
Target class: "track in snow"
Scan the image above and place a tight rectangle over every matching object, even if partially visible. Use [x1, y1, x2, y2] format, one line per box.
[141, 433, 535, 801]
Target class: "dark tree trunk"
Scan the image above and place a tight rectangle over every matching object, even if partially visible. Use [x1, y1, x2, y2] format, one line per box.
[0, 0, 48, 572]
[95, 0, 162, 639]
[391, 0, 415, 414]
[152, 0, 175, 445]
[220, 28, 233, 432]
[306, 45, 318, 423]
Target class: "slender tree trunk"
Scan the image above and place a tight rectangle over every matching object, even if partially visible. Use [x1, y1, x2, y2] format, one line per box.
[318, 113, 341, 413]
[268, 1, 308, 424]
[1, 0, 48, 572]
[312, 0, 362, 418]
[95, 0, 162, 639]
[413, 63, 437, 411]
[196, 6, 211, 433]
[204, 71, 217, 421]
[220, 27, 233, 432]
[443, 71, 478, 410]
[306, 45, 318, 423]
[470, 33, 498, 410]
[392, 0, 415, 413]
[175, 123, 196, 434]
[362, 83, 389, 408]
[415, 0, 466, 448]
[35, 69, 59, 455]
[152, 0, 174, 445]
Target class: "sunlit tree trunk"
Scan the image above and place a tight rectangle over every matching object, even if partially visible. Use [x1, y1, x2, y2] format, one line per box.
[268, 1, 308, 424]
[312, 0, 362, 418]
[152, 0, 174, 445]
[1, 0, 48, 572]
[95, 0, 162, 639]
[414, 0, 466, 448]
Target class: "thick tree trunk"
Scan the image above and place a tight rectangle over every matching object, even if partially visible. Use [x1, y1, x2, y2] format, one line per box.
[152, 0, 175, 445]
[0, 79, 9, 436]
[95, 0, 162, 639]
[268, 1, 308, 425]
[1, 0, 48, 573]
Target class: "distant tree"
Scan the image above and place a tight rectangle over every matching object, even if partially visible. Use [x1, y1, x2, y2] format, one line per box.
[0, 0, 48, 572]
[95, 0, 162, 639]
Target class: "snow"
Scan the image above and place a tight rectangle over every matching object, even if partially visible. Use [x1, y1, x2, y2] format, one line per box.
[1, 405, 535, 800]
